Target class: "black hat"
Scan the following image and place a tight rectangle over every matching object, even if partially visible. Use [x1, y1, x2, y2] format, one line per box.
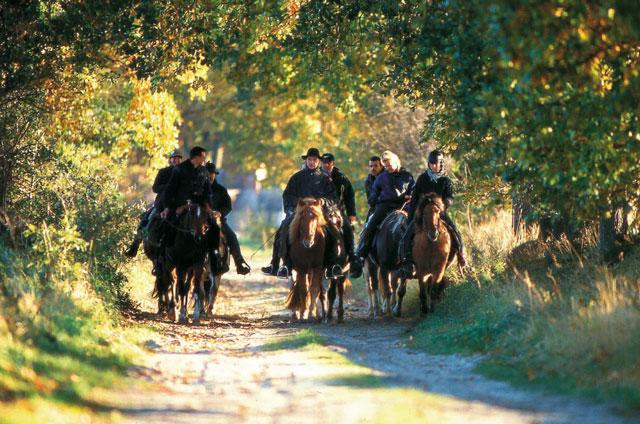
[169, 149, 183, 158]
[205, 162, 220, 174]
[321, 153, 335, 163]
[301, 147, 321, 160]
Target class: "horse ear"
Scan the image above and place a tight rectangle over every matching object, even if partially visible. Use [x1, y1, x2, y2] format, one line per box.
[318, 198, 325, 207]
[298, 199, 305, 207]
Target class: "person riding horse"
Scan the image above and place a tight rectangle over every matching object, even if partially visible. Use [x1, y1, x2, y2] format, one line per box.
[356, 150, 415, 260]
[261, 147, 343, 280]
[204, 162, 251, 275]
[397, 149, 467, 279]
[320, 152, 363, 278]
[159, 146, 215, 242]
[125, 149, 183, 257]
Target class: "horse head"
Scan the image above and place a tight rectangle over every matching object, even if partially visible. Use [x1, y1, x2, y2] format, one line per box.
[416, 193, 445, 242]
[291, 198, 326, 249]
[182, 202, 209, 242]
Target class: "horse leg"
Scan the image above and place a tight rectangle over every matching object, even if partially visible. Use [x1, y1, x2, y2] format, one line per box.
[419, 276, 429, 316]
[390, 271, 399, 313]
[434, 276, 448, 301]
[425, 275, 435, 314]
[380, 268, 392, 318]
[337, 277, 345, 323]
[327, 278, 336, 322]
[177, 269, 188, 324]
[393, 277, 407, 317]
[192, 267, 205, 325]
[207, 274, 220, 318]
[308, 271, 322, 323]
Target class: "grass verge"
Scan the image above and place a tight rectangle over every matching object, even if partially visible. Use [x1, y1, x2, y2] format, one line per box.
[409, 211, 640, 414]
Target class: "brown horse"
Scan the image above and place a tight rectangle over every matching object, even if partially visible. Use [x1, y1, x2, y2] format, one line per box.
[166, 202, 210, 324]
[285, 198, 328, 322]
[403, 193, 456, 315]
[325, 205, 350, 323]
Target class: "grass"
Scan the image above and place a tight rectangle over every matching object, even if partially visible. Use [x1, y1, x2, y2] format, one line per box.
[409, 210, 640, 414]
[0, 246, 153, 424]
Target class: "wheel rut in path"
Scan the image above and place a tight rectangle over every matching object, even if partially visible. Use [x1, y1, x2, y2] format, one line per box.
[110, 264, 633, 423]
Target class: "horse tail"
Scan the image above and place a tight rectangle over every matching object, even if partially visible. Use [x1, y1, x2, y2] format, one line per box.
[285, 278, 306, 311]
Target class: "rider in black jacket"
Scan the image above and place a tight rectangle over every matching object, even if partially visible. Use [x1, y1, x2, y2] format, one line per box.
[321, 153, 362, 278]
[125, 149, 183, 257]
[261, 148, 343, 279]
[204, 163, 250, 275]
[397, 150, 467, 278]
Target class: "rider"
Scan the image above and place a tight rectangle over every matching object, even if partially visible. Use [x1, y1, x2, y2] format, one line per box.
[321, 152, 362, 278]
[356, 150, 414, 260]
[261, 147, 343, 279]
[364, 155, 383, 220]
[204, 162, 251, 275]
[397, 149, 467, 279]
[125, 149, 183, 257]
[160, 145, 214, 226]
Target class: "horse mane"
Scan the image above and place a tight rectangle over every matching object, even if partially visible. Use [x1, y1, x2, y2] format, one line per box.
[289, 198, 326, 242]
[414, 192, 445, 231]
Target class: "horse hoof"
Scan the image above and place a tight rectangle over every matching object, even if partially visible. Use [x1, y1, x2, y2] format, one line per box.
[393, 308, 401, 318]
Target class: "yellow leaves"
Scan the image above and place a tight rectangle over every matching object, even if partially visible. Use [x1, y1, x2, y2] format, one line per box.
[607, 8, 615, 20]
[118, 77, 181, 174]
[577, 25, 590, 42]
[176, 57, 212, 101]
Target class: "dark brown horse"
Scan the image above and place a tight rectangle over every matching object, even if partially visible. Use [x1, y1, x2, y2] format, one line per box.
[399, 193, 456, 315]
[325, 205, 349, 323]
[285, 198, 328, 322]
[198, 215, 228, 320]
[142, 213, 174, 317]
[166, 202, 210, 324]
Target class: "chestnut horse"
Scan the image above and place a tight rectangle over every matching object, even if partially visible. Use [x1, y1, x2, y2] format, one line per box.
[397, 193, 456, 315]
[285, 198, 328, 322]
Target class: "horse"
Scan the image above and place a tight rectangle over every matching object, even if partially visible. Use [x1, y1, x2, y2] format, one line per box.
[142, 212, 174, 317]
[325, 205, 350, 323]
[194, 215, 228, 320]
[368, 209, 409, 318]
[398, 193, 456, 315]
[285, 198, 328, 322]
[165, 201, 210, 324]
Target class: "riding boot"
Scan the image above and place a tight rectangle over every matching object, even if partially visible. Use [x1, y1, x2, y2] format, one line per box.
[125, 237, 142, 258]
[443, 214, 467, 267]
[397, 219, 416, 278]
[355, 225, 373, 259]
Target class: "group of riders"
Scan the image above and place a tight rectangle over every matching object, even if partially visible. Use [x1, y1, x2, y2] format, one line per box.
[125, 145, 467, 283]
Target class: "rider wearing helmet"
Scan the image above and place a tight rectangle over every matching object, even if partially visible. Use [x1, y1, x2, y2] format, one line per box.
[125, 149, 183, 257]
[205, 162, 251, 275]
[397, 149, 467, 278]
[261, 148, 343, 279]
[356, 150, 414, 260]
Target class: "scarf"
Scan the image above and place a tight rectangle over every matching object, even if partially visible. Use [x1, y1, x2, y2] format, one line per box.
[426, 168, 444, 183]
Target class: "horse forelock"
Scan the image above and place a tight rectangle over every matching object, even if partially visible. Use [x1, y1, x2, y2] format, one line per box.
[415, 193, 444, 230]
[290, 201, 326, 242]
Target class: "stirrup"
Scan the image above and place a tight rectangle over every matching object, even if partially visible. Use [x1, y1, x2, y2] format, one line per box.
[261, 264, 277, 276]
[325, 264, 344, 279]
[276, 266, 290, 280]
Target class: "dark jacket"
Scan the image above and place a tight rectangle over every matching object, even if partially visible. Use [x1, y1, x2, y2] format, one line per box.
[163, 160, 211, 211]
[209, 180, 232, 218]
[408, 171, 454, 220]
[368, 168, 414, 207]
[283, 166, 337, 213]
[152, 165, 174, 209]
[328, 167, 356, 217]
[364, 174, 376, 200]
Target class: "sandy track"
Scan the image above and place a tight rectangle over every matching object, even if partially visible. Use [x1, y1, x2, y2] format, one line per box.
[109, 263, 634, 423]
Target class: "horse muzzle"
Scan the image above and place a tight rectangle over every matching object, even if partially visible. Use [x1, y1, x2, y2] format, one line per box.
[302, 238, 315, 248]
[427, 229, 439, 242]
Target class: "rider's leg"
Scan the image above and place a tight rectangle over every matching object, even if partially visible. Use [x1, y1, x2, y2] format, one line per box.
[398, 219, 416, 278]
[125, 207, 153, 257]
[355, 204, 392, 258]
[342, 218, 362, 278]
[262, 217, 286, 275]
[442, 213, 467, 267]
[324, 225, 343, 278]
[222, 220, 250, 275]
[276, 214, 294, 278]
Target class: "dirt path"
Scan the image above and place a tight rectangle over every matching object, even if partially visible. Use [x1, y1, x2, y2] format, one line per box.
[110, 261, 632, 423]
